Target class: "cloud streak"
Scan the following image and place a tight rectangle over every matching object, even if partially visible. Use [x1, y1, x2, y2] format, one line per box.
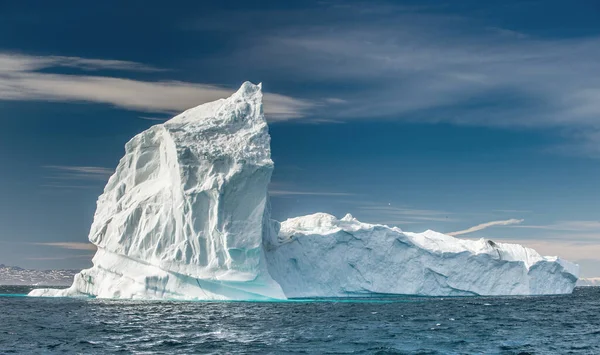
[448, 219, 524, 236]
[269, 190, 355, 197]
[515, 221, 600, 232]
[43, 165, 114, 182]
[0, 53, 313, 120]
[41, 165, 114, 190]
[0, 53, 162, 73]
[44, 165, 113, 176]
[34, 242, 97, 251]
[258, 29, 600, 128]
[198, 2, 600, 154]
[353, 203, 455, 224]
[250, 17, 600, 125]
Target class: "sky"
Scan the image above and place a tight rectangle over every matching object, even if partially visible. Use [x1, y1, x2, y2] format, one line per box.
[0, 0, 599, 276]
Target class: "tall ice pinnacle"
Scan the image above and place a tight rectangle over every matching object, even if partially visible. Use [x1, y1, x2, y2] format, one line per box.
[31, 82, 286, 300]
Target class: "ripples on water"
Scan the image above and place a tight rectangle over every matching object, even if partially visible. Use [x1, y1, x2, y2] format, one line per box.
[1, 286, 599, 354]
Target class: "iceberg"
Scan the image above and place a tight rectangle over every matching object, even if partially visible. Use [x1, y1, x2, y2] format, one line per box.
[264, 213, 578, 297]
[30, 82, 285, 300]
[30, 82, 578, 300]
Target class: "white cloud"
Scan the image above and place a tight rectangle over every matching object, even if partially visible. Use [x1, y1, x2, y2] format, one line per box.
[258, 31, 600, 127]
[44, 165, 113, 176]
[34, 242, 97, 251]
[41, 165, 113, 190]
[139, 116, 170, 121]
[302, 118, 346, 124]
[486, 27, 529, 39]
[0, 53, 313, 120]
[355, 203, 455, 223]
[43, 165, 113, 181]
[494, 209, 533, 213]
[0, 53, 163, 72]
[217, 3, 600, 151]
[40, 184, 100, 190]
[448, 219, 524, 236]
[324, 98, 348, 104]
[269, 190, 354, 197]
[515, 221, 600, 232]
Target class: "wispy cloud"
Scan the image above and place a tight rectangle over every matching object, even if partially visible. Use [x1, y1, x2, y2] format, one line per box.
[324, 98, 348, 104]
[34, 242, 97, 251]
[41, 165, 113, 190]
[476, 218, 600, 245]
[515, 221, 600, 232]
[200, 2, 600, 152]
[301, 118, 347, 124]
[40, 184, 101, 190]
[448, 219, 524, 236]
[486, 27, 529, 39]
[139, 116, 170, 121]
[253, 23, 600, 127]
[354, 203, 455, 224]
[43, 165, 113, 181]
[269, 190, 354, 197]
[494, 209, 533, 214]
[442, 218, 600, 275]
[44, 165, 113, 176]
[0, 53, 313, 120]
[0, 53, 162, 73]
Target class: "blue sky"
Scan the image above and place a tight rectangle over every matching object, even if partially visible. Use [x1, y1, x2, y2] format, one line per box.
[0, 0, 599, 276]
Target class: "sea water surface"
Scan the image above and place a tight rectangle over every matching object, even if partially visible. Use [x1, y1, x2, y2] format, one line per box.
[1, 285, 599, 354]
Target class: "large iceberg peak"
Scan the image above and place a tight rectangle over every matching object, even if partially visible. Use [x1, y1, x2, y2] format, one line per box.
[30, 81, 285, 300]
[168, 81, 264, 124]
[164, 81, 270, 166]
[236, 80, 263, 98]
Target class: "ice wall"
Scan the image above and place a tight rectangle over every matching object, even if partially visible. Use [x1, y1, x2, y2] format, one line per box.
[264, 213, 578, 297]
[30, 82, 285, 300]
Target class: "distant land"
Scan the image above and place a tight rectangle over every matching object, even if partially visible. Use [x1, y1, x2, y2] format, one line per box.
[576, 278, 600, 287]
[0, 264, 78, 286]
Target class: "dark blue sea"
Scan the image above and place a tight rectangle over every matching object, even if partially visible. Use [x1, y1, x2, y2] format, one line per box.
[1, 286, 599, 354]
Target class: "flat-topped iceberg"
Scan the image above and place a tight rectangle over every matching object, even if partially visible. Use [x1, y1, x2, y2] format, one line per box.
[30, 82, 578, 300]
[264, 213, 578, 297]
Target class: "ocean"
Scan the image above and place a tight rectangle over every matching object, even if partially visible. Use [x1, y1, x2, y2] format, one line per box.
[1, 286, 599, 354]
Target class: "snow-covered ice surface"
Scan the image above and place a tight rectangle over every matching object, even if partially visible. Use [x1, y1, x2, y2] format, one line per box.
[265, 213, 578, 297]
[30, 82, 578, 300]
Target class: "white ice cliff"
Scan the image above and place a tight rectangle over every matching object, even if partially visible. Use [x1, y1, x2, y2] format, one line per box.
[264, 213, 578, 297]
[31, 82, 285, 300]
[30, 82, 578, 300]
